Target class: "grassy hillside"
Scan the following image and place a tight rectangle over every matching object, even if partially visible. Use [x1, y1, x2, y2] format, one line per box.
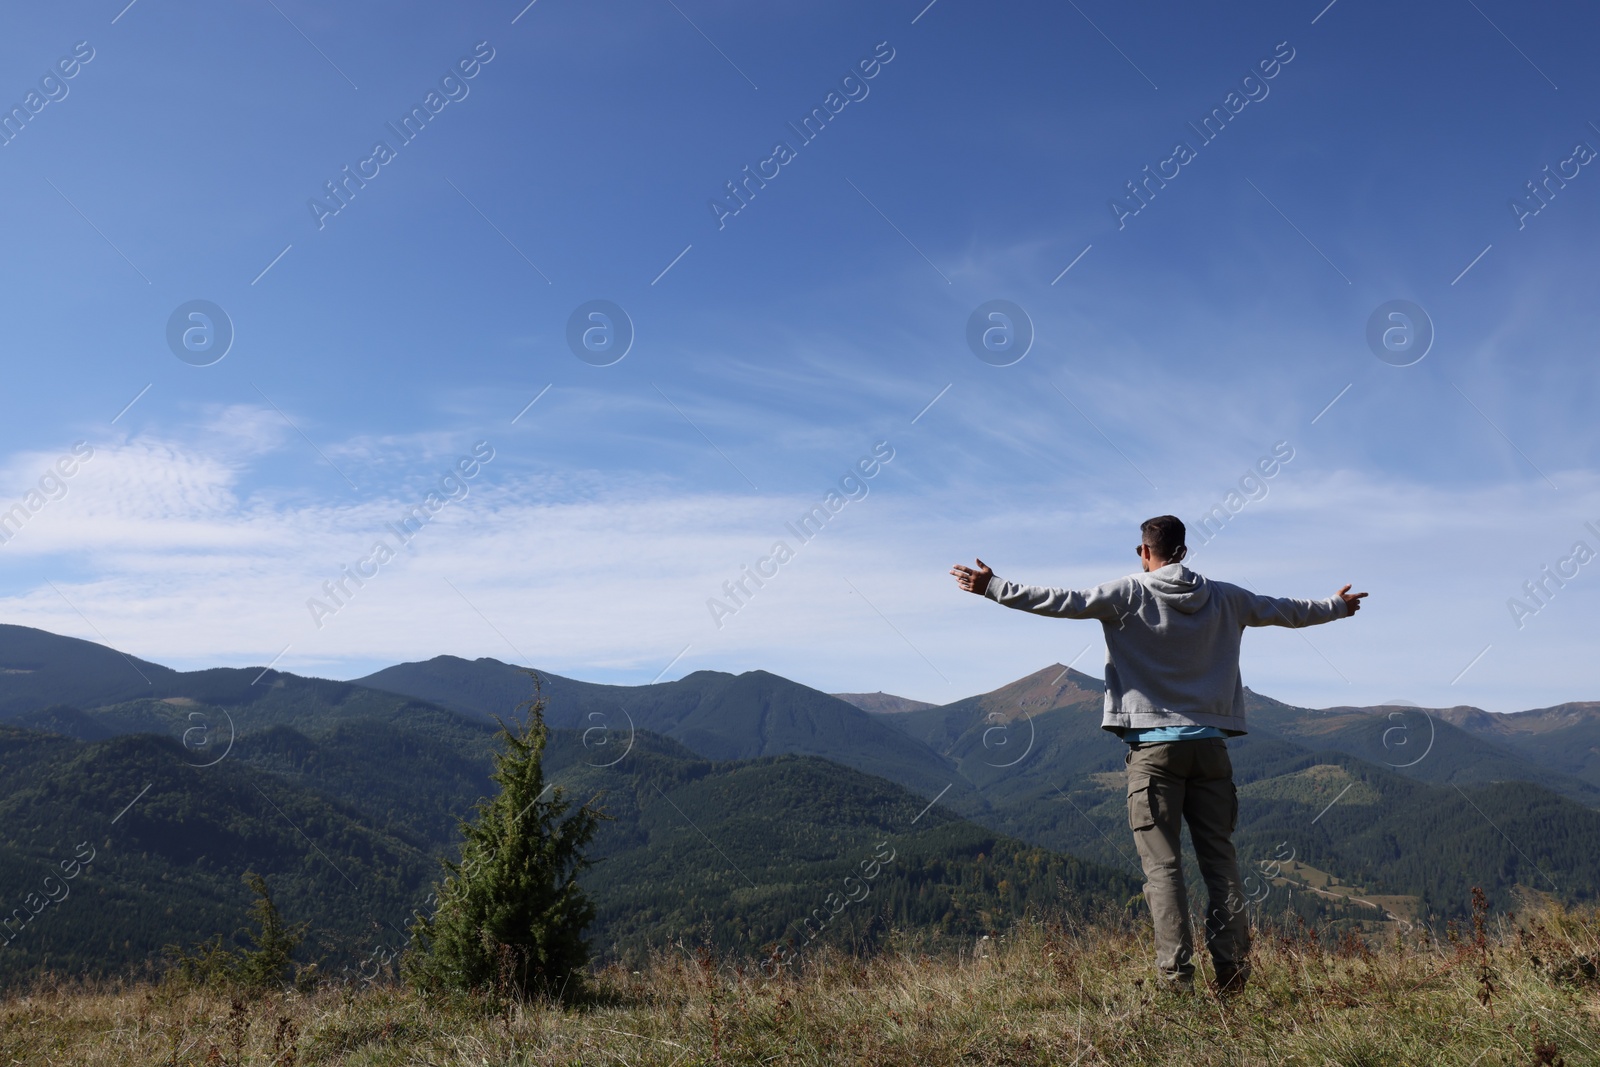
[0, 636, 1135, 987]
[9, 900, 1599, 1065]
[9, 624, 1600, 992]
[1247, 692, 1600, 806]
[541, 740, 1137, 966]
[0, 715, 1135, 988]
[868, 677, 1600, 925]
[0, 726, 433, 986]
[3, 681, 508, 854]
[968, 726, 1600, 920]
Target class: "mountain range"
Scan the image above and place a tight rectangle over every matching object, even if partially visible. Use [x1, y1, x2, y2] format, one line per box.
[2, 622, 1598, 986]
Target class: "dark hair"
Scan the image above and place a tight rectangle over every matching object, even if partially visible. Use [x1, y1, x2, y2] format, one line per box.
[1140, 515, 1187, 563]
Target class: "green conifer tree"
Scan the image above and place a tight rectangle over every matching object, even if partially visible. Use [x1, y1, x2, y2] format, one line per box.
[166, 871, 306, 991]
[235, 870, 307, 990]
[405, 673, 608, 1000]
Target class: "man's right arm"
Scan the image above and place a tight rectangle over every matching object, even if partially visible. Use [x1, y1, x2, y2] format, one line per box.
[951, 559, 1129, 621]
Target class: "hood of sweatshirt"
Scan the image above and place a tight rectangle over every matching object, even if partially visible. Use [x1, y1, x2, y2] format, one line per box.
[1138, 563, 1211, 614]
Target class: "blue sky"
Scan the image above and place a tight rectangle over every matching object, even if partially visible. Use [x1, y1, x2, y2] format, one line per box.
[1, 0, 1596, 714]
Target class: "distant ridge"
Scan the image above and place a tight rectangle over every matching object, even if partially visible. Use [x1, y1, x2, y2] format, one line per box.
[832, 691, 937, 715]
[354, 654, 969, 801]
[8, 620, 1600, 803]
[0, 623, 174, 715]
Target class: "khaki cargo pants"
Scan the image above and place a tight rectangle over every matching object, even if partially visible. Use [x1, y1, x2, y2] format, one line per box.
[1125, 737, 1251, 986]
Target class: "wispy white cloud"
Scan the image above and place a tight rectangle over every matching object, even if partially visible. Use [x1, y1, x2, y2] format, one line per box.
[2, 417, 1597, 717]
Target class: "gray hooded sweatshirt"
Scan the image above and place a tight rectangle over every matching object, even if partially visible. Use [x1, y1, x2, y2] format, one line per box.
[983, 563, 1348, 735]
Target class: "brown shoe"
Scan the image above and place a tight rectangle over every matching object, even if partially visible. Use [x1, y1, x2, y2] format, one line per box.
[1214, 964, 1249, 997]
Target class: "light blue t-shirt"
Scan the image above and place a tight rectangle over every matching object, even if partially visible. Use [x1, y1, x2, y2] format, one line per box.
[1122, 724, 1226, 743]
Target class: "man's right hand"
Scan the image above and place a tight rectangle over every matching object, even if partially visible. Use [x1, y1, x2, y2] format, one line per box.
[1336, 584, 1368, 616]
[950, 559, 993, 596]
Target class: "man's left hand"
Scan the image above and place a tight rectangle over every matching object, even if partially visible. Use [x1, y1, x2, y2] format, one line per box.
[951, 559, 993, 596]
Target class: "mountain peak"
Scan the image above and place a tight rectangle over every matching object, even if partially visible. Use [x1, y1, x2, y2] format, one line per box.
[973, 664, 1105, 723]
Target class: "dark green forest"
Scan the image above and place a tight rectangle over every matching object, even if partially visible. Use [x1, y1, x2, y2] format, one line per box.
[2, 624, 1597, 988]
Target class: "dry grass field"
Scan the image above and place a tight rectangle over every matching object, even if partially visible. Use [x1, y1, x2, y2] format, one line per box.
[4, 900, 1599, 1066]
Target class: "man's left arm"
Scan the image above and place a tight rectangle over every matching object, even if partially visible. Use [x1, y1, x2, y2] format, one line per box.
[1241, 584, 1366, 628]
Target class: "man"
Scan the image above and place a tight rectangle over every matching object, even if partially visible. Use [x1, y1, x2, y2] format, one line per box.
[950, 515, 1364, 996]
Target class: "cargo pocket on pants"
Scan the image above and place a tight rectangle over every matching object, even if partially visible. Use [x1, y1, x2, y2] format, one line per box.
[1127, 778, 1156, 832]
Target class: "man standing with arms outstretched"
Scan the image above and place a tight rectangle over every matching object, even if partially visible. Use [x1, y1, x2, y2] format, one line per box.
[950, 515, 1365, 997]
